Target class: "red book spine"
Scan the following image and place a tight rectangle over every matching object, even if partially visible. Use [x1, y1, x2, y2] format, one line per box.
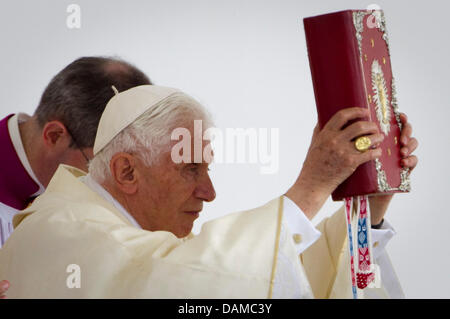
[303, 10, 410, 201]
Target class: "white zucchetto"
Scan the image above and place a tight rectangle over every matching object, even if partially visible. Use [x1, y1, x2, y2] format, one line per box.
[93, 85, 180, 155]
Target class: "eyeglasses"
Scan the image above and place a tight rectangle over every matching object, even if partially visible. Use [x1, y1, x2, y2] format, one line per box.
[65, 127, 90, 164]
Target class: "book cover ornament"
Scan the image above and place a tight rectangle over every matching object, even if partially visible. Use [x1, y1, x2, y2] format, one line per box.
[354, 10, 411, 195]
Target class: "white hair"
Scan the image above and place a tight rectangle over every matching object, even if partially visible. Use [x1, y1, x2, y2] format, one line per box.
[89, 92, 213, 183]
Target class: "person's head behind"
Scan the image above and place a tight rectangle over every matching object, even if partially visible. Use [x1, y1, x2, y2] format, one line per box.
[32, 56, 151, 186]
[89, 88, 216, 238]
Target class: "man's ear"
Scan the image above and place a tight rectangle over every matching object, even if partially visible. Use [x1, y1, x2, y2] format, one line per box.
[41, 121, 71, 150]
[109, 153, 138, 194]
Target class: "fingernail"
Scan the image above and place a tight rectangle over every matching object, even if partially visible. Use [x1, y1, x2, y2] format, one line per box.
[402, 147, 408, 155]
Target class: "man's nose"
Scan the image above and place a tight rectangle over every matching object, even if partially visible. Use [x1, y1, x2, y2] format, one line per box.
[194, 174, 216, 202]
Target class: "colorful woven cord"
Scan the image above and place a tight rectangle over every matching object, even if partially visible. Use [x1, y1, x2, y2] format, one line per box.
[344, 196, 376, 298]
[356, 196, 375, 289]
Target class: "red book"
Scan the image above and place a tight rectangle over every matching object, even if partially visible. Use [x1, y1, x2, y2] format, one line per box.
[303, 10, 411, 201]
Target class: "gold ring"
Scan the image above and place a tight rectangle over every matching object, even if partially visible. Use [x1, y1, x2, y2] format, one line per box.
[355, 136, 371, 152]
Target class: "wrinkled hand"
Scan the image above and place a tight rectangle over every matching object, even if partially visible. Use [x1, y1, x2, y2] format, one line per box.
[0, 280, 9, 299]
[302, 107, 384, 192]
[369, 112, 418, 224]
[286, 107, 383, 219]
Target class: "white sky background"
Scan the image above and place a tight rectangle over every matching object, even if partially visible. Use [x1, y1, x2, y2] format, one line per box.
[0, 0, 449, 298]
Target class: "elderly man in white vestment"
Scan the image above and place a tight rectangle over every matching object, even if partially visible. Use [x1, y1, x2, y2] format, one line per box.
[0, 85, 418, 298]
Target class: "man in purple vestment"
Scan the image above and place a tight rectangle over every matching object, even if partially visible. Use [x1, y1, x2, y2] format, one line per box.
[0, 56, 151, 298]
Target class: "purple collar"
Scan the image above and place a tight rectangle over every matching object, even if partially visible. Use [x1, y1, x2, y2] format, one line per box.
[0, 114, 39, 210]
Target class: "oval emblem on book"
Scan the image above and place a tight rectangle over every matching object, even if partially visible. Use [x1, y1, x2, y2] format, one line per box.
[371, 59, 391, 135]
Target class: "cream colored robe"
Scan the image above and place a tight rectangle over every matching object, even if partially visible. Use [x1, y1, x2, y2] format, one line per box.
[0, 165, 383, 298]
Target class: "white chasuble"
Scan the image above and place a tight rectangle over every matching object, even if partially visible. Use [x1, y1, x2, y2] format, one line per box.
[0, 165, 401, 298]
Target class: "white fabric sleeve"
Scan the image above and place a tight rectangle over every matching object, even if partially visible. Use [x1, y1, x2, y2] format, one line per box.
[365, 219, 405, 298]
[371, 219, 396, 259]
[280, 196, 322, 255]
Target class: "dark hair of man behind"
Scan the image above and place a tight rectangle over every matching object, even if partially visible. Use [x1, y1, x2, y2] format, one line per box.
[35, 56, 152, 149]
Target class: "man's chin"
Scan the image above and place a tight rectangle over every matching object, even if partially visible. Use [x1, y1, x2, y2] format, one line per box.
[173, 222, 195, 239]
[174, 229, 192, 238]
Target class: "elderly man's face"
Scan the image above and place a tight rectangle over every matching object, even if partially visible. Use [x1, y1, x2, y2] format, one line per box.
[129, 128, 216, 238]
